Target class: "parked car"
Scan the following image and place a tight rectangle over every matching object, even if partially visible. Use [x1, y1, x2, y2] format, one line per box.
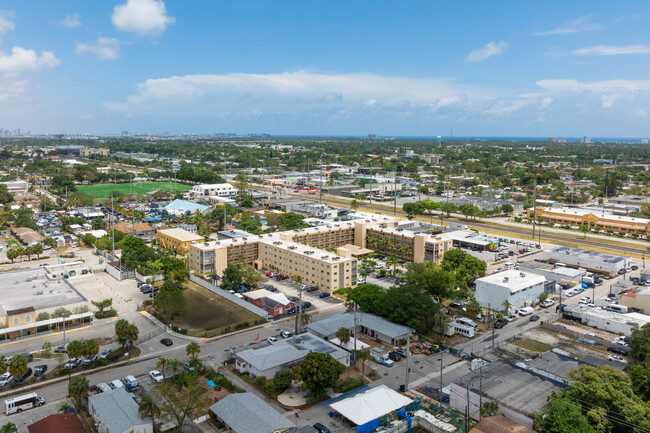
[262, 285, 277, 292]
[519, 307, 534, 316]
[530, 315, 541, 322]
[183, 361, 195, 372]
[54, 344, 68, 353]
[83, 355, 98, 365]
[0, 373, 13, 387]
[123, 375, 140, 392]
[17, 368, 33, 382]
[608, 355, 628, 364]
[506, 315, 517, 322]
[33, 365, 48, 377]
[109, 379, 124, 389]
[288, 296, 299, 303]
[268, 336, 278, 344]
[319, 292, 331, 298]
[378, 359, 394, 367]
[579, 296, 592, 304]
[357, 278, 366, 284]
[613, 336, 629, 346]
[631, 265, 639, 271]
[65, 358, 82, 369]
[281, 331, 293, 339]
[99, 348, 113, 359]
[607, 347, 629, 356]
[388, 352, 402, 362]
[494, 318, 508, 329]
[540, 299, 555, 308]
[15, 353, 33, 363]
[160, 338, 173, 346]
[313, 423, 332, 433]
[150, 370, 164, 383]
[276, 274, 288, 280]
[393, 348, 407, 358]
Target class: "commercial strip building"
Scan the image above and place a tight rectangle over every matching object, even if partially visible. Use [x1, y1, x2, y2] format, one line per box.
[542, 246, 631, 276]
[235, 332, 349, 379]
[563, 305, 650, 336]
[527, 206, 649, 236]
[307, 311, 414, 346]
[157, 228, 205, 255]
[474, 269, 554, 311]
[79, 148, 110, 157]
[518, 260, 586, 284]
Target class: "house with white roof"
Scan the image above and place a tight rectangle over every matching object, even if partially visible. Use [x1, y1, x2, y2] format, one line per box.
[242, 289, 294, 317]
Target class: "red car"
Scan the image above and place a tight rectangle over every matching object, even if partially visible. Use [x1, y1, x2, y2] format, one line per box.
[266, 271, 274, 277]
[276, 274, 288, 280]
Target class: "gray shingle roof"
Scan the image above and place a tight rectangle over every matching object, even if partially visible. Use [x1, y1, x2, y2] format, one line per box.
[307, 312, 413, 339]
[88, 388, 150, 433]
[209, 393, 295, 433]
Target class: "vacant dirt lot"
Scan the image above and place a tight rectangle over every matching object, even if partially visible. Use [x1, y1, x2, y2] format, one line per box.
[159, 282, 260, 333]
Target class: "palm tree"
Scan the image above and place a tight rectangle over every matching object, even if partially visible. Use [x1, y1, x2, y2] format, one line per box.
[0, 422, 17, 433]
[138, 395, 161, 422]
[335, 327, 351, 345]
[58, 403, 73, 413]
[0, 356, 8, 375]
[168, 359, 182, 379]
[188, 355, 203, 372]
[300, 313, 312, 332]
[354, 349, 372, 380]
[386, 255, 400, 278]
[186, 342, 201, 357]
[68, 376, 89, 408]
[350, 200, 359, 211]
[502, 300, 513, 314]
[156, 357, 169, 379]
[8, 355, 28, 379]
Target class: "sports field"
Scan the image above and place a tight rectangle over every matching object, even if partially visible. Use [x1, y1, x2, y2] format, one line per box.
[77, 181, 192, 199]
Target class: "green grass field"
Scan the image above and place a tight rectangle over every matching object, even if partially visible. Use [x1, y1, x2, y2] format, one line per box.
[77, 181, 192, 199]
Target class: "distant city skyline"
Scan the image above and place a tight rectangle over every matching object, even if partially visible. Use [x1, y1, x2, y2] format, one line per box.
[2, 1, 650, 136]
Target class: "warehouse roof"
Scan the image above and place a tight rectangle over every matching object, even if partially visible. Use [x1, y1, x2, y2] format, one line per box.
[164, 199, 209, 214]
[476, 269, 548, 294]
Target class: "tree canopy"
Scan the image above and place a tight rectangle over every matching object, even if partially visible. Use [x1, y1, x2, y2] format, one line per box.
[293, 352, 345, 399]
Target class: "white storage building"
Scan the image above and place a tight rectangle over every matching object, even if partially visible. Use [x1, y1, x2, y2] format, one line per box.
[542, 247, 631, 276]
[518, 261, 586, 285]
[192, 183, 238, 197]
[475, 270, 554, 312]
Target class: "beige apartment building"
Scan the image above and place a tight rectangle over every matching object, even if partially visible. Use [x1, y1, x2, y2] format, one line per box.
[189, 219, 452, 292]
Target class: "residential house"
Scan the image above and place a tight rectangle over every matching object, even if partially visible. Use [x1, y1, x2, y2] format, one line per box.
[13, 227, 45, 246]
[88, 388, 153, 433]
[209, 393, 296, 433]
[28, 413, 86, 433]
[242, 289, 294, 317]
[114, 222, 156, 241]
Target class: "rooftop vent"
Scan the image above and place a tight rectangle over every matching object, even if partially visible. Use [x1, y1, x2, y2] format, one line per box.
[321, 255, 329, 260]
[520, 272, 526, 278]
[503, 277, 510, 283]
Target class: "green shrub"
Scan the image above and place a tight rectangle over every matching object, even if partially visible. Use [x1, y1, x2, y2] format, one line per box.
[340, 377, 365, 393]
[95, 309, 117, 319]
[254, 375, 267, 389]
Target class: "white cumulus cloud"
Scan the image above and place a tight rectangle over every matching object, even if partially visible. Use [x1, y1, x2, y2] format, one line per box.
[0, 46, 60, 72]
[465, 42, 508, 62]
[572, 44, 650, 56]
[0, 10, 15, 35]
[536, 79, 650, 108]
[112, 0, 175, 35]
[534, 15, 603, 36]
[76, 37, 120, 60]
[61, 14, 82, 28]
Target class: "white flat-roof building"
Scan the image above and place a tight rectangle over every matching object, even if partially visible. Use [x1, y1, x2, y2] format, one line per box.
[518, 261, 586, 285]
[475, 269, 553, 311]
[543, 247, 631, 276]
[192, 183, 237, 197]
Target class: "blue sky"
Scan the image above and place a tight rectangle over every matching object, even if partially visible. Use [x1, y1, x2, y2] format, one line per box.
[2, 0, 650, 136]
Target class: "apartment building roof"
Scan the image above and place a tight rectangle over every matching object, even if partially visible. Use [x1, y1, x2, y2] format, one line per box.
[158, 228, 204, 242]
[259, 238, 354, 264]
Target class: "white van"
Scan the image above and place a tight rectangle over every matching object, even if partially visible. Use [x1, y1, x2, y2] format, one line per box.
[606, 305, 628, 314]
[519, 307, 534, 316]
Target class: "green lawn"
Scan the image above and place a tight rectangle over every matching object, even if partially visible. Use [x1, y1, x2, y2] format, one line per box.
[77, 181, 192, 199]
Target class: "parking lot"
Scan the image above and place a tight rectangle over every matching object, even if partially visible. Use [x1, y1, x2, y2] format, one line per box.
[258, 273, 344, 313]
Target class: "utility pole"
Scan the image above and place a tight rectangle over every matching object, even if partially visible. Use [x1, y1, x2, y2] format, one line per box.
[295, 288, 303, 335]
[111, 194, 115, 258]
[532, 180, 537, 240]
[319, 155, 324, 204]
[439, 355, 444, 401]
[479, 366, 483, 420]
[465, 381, 470, 432]
[404, 334, 411, 391]
[393, 170, 398, 216]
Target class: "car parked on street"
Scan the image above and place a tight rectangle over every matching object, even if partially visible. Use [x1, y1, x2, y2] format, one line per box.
[150, 370, 164, 383]
[16, 368, 33, 382]
[608, 355, 627, 364]
[281, 331, 293, 339]
[99, 348, 113, 359]
[494, 318, 508, 329]
[540, 299, 555, 308]
[160, 338, 173, 346]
